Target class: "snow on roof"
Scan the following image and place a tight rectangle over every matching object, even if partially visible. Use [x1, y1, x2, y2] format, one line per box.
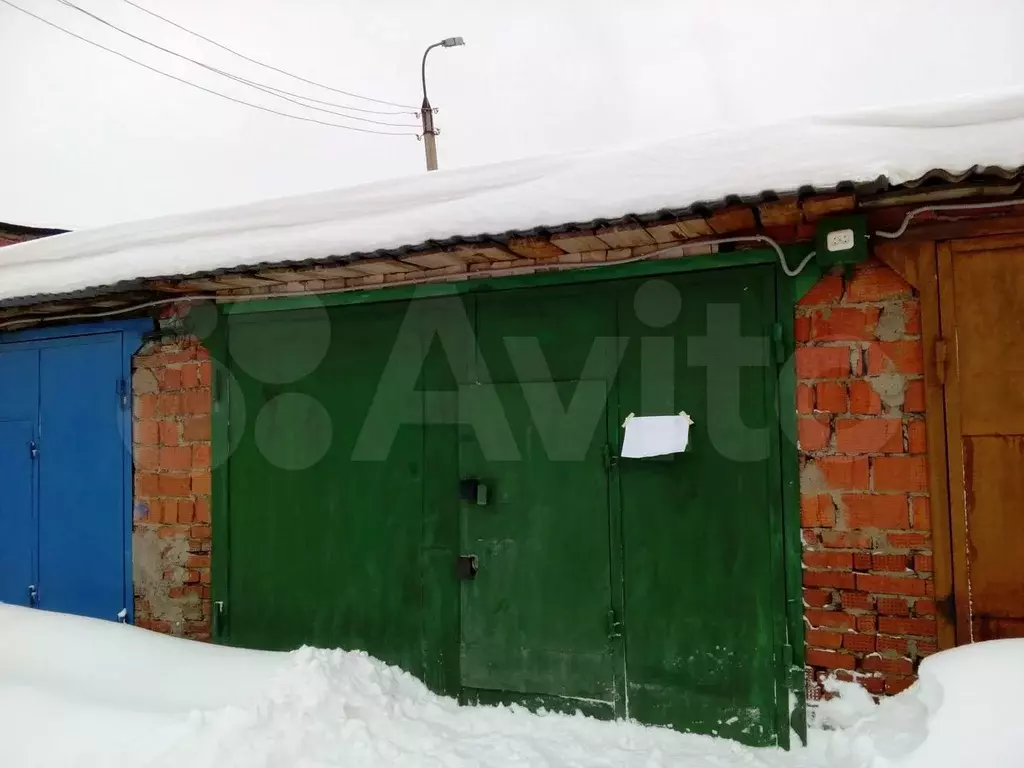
[3, 91, 1024, 305]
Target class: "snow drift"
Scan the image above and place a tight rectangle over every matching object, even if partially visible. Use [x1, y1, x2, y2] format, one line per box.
[1, 90, 1024, 305]
[0, 603, 1021, 768]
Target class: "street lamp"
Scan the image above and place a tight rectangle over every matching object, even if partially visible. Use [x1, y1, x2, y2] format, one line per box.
[420, 36, 465, 171]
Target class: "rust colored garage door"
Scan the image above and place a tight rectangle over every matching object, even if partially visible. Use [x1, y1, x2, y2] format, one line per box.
[940, 240, 1024, 641]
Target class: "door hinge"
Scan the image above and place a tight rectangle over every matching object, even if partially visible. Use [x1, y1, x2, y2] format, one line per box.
[603, 444, 619, 472]
[934, 338, 948, 385]
[772, 322, 786, 363]
[117, 377, 129, 409]
[782, 642, 794, 668]
[937, 592, 956, 624]
[607, 608, 623, 640]
[212, 600, 226, 639]
[28, 440, 38, 460]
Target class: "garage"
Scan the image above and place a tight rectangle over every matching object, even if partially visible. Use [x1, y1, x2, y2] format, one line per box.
[212, 262, 798, 746]
[0, 322, 146, 621]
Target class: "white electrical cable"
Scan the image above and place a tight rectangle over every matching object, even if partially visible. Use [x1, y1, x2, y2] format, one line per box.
[0, 233, 820, 331]
[874, 198, 1024, 239]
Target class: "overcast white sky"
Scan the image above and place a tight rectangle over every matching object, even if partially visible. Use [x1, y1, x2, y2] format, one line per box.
[2, 0, 1024, 229]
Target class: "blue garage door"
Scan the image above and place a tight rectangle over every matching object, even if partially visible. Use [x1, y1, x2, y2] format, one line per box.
[0, 330, 134, 621]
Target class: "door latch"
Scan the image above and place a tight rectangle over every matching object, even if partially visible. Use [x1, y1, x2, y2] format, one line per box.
[459, 479, 489, 506]
[456, 555, 479, 580]
[27, 584, 38, 608]
[28, 441, 38, 460]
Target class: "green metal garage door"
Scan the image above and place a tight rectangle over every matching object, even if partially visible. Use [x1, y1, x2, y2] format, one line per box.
[215, 265, 793, 746]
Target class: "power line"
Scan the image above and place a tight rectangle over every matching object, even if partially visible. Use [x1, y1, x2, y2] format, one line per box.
[119, 0, 419, 111]
[0, 0, 419, 136]
[54, 0, 421, 128]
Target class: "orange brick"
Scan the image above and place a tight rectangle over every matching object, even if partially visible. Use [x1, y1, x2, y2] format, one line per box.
[885, 675, 916, 694]
[794, 315, 811, 343]
[804, 570, 857, 589]
[866, 341, 924, 375]
[183, 417, 211, 442]
[801, 494, 836, 527]
[806, 609, 856, 630]
[799, 416, 831, 452]
[907, 420, 927, 454]
[135, 420, 159, 446]
[798, 275, 844, 306]
[161, 367, 182, 391]
[158, 500, 177, 524]
[840, 591, 874, 611]
[815, 457, 870, 490]
[194, 499, 211, 523]
[878, 616, 936, 637]
[186, 554, 211, 568]
[856, 573, 932, 597]
[183, 390, 212, 415]
[836, 418, 903, 453]
[803, 588, 833, 608]
[159, 421, 181, 447]
[861, 655, 914, 676]
[159, 446, 192, 471]
[804, 551, 853, 570]
[872, 554, 909, 572]
[806, 629, 843, 649]
[180, 363, 200, 389]
[917, 638, 938, 656]
[192, 444, 212, 469]
[913, 554, 933, 573]
[853, 552, 872, 570]
[158, 474, 192, 496]
[843, 633, 876, 653]
[191, 471, 211, 495]
[134, 446, 159, 471]
[177, 500, 196, 524]
[874, 456, 928, 492]
[821, 530, 873, 549]
[914, 599, 936, 617]
[190, 524, 211, 539]
[876, 597, 910, 615]
[842, 494, 908, 529]
[807, 649, 856, 670]
[904, 380, 926, 412]
[877, 635, 909, 654]
[796, 347, 850, 379]
[136, 472, 161, 496]
[886, 531, 931, 550]
[845, 264, 912, 302]
[856, 614, 877, 633]
[911, 497, 931, 529]
[809, 307, 880, 341]
[848, 380, 882, 415]
[814, 382, 847, 413]
[135, 394, 158, 419]
[157, 393, 182, 417]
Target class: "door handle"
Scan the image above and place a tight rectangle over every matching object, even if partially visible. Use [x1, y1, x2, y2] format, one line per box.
[457, 555, 479, 580]
[459, 479, 490, 506]
[27, 584, 37, 608]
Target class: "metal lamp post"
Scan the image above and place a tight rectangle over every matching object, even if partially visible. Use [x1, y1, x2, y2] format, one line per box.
[420, 36, 464, 171]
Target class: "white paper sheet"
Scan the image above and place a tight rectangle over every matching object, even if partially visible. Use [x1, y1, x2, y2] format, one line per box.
[620, 412, 693, 458]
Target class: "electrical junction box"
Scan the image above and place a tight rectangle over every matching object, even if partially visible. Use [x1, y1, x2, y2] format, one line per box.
[815, 215, 869, 269]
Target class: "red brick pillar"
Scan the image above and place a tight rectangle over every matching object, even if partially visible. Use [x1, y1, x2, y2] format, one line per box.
[796, 258, 937, 697]
[131, 338, 213, 639]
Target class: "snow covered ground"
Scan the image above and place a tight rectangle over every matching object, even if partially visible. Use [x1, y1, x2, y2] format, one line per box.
[0, 604, 1020, 768]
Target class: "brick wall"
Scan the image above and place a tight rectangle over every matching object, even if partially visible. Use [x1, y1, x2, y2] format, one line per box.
[796, 258, 937, 697]
[131, 337, 213, 639]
